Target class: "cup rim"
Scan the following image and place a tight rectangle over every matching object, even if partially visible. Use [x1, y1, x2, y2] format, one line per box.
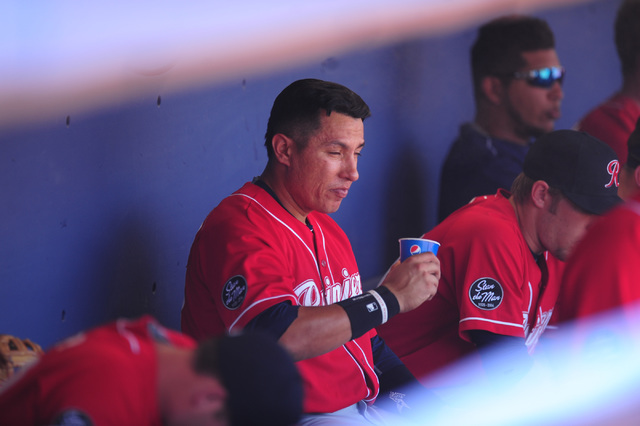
[398, 237, 440, 246]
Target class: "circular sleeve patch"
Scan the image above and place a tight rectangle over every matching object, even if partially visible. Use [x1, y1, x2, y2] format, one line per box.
[222, 275, 247, 310]
[468, 277, 503, 310]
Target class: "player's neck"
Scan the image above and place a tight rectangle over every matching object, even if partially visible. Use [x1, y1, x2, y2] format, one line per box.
[474, 112, 530, 147]
[257, 168, 309, 224]
[510, 197, 544, 256]
[620, 73, 640, 104]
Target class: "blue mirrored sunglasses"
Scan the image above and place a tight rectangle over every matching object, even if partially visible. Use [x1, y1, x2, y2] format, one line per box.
[513, 66, 565, 88]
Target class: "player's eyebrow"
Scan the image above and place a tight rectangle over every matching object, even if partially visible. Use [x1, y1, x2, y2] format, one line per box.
[323, 140, 365, 150]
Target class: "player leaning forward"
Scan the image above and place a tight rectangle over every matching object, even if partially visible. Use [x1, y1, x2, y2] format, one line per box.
[181, 79, 441, 423]
[378, 129, 622, 384]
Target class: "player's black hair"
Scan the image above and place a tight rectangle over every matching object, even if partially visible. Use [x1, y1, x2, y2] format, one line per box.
[615, 0, 640, 77]
[264, 79, 371, 159]
[471, 15, 556, 101]
[193, 338, 222, 378]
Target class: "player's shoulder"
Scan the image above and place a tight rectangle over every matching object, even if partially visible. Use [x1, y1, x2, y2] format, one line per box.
[447, 193, 518, 234]
[579, 93, 634, 126]
[577, 201, 639, 249]
[445, 126, 494, 164]
[202, 182, 281, 230]
[218, 182, 265, 211]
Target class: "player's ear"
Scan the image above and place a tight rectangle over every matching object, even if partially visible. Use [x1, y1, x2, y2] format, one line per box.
[481, 76, 505, 105]
[530, 180, 550, 209]
[271, 133, 296, 166]
[633, 165, 640, 188]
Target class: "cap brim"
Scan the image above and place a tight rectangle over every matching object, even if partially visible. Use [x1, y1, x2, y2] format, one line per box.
[565, 192, 623, 215]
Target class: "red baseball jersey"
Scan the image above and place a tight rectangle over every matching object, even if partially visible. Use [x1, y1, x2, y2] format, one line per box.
[555, 193, 640, 324]
[377, 190, 563, 382]
[0, 316, 194, 426]
[577, 93, 640, 164]
[181, 182, 379, 414]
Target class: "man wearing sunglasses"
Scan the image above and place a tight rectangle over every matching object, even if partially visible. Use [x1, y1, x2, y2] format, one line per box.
[438, 15, 564, 222]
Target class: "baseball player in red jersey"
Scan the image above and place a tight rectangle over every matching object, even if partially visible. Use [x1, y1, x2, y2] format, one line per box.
[183, 181, 379, 412]
[181, 79, 441, 423]
[577, 93, 640, 164]
[575, 0, 640, 165]
[555, 118, 640, 327]
[555, 192, 640, 325]
[0, 316, 303, 426]
[377, 130, 621, 385]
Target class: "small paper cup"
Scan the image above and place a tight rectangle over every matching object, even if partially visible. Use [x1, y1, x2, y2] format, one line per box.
[399, 238, 440, 262]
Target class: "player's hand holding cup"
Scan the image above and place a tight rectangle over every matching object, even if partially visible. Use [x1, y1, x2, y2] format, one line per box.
[382, 238, 441, 313]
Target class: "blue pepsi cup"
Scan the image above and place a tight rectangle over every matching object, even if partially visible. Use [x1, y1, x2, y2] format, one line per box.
[399, 238, 440, 262]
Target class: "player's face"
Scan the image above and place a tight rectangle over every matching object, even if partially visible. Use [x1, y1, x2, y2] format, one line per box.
[504, 49, 563, 140]
[538, 196, 596, 261]
[165, 401, 228, 426]
[165, 410, 228, 426]
[285, 112, 364, 219]
[164, 376, 229, 426]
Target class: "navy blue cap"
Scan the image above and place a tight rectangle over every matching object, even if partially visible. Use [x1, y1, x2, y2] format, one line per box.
[523, 130, 622, 215]
[218, 332, 303, 426]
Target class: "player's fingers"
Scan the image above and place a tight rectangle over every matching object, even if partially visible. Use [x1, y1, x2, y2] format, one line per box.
[406, 251, 438, 262]
[411, 254, 440, 278]
[423, 273, 439, 300]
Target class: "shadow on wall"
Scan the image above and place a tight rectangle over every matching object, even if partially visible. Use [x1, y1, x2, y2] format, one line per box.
[382, 141, 430, 268]
[24, 210, 167, 350]
[101, 214, 163, 321]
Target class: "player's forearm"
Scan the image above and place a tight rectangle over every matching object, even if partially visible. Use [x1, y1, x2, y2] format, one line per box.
[278, 304, 352, 361]
[279, 287, 400, 361]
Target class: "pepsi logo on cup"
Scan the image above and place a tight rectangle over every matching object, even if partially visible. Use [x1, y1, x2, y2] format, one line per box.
[399, 238, 440, 262]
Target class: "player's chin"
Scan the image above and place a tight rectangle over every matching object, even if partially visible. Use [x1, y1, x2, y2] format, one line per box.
[540, 116, 558, 133]
[325, 200, 343, 214]
[530, 123, 554, 137]
[551, 248, 570, 262]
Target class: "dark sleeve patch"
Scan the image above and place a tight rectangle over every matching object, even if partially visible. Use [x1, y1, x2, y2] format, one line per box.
[469, 277, 503, 310]
[54, 409, 94, 426]
[222, 275, 247, 310]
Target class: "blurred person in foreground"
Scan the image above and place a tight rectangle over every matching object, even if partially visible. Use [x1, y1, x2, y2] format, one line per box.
[0, 315, 302, 426]
[438, 15, 564, 222]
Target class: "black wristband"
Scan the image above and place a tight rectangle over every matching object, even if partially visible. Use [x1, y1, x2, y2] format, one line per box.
[336, 286, 400, 340]
[372, 286, 401, 320]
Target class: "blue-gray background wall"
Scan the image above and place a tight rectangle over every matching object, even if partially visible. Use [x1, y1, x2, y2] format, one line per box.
[0, 0, 622, 348]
